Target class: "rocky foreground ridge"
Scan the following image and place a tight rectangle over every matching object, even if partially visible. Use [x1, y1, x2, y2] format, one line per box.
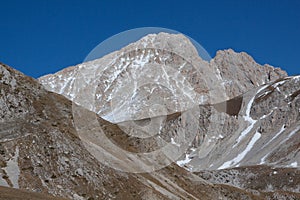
[0, 33, 299, 199]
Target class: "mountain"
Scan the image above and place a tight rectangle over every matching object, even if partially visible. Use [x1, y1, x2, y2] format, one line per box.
[38, 33, 298, 170]
[0, 33, 299, 199]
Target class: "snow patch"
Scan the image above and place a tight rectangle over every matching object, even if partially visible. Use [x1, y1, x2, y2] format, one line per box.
[171, 138, 180, 147]
[211, 134, 224, 140]
[261, 127, 299, 164]
[176, 154, 192, 167]
[260, 152, 270, 164]
[272, 80, 286, 88]
[219, 132, 261, 169]
[290, 162, 298, 168]
[260, 110, 274, 119]
[279, 126, 300, 145]
[233, 85, 268, 147]
[292, 75, 300, 82]
[262, 125, 285, 148]
[215, 67, 222, 80]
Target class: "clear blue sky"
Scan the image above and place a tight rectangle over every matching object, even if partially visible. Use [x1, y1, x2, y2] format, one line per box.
[0, 0, 299, 78]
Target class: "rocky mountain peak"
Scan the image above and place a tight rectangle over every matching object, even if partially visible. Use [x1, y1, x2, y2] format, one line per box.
[211, 48, 287, 99]
[39, 33, 287, 122]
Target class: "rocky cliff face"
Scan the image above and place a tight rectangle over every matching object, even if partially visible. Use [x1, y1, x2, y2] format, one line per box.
[0, 33, 299, 200]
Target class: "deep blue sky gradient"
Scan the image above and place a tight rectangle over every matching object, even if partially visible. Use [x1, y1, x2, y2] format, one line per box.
[0, 0, 299, 78]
